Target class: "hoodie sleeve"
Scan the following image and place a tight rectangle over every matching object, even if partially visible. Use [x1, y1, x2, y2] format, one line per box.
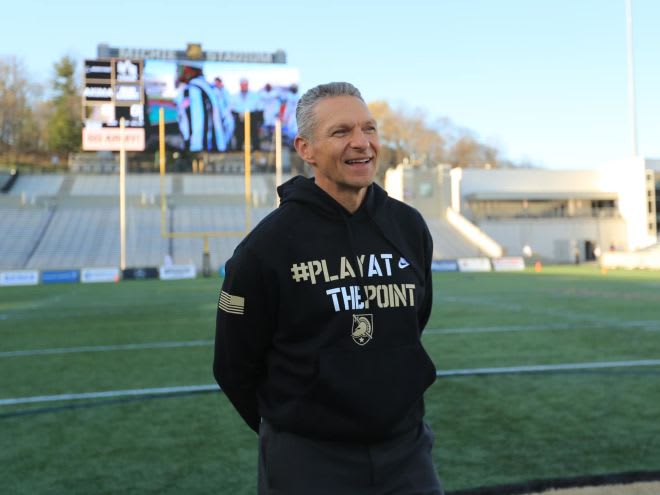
[213, 245, 275, 433]
[417, 217, 434, 332]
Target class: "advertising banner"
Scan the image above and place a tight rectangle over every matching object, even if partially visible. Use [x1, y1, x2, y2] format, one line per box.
[0, 270, 39, 286]
[431, 260, 459, 272]
[41, 270, 80, 284]
[457, 258, 492, 273]
[81, 267, 121, 283]
[159, 264, 197, 280]
[82, 128, 146, 151]
[122, 267, 159, 280]
[492, 257, 526, 272]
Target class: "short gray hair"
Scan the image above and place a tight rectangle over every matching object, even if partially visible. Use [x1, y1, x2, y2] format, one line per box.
[296, 82, 364, 140]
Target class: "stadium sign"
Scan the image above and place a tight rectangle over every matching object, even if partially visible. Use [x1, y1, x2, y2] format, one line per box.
[81, 267, 120, 283]
[97, 43, 287, 64]
[159, 264, 197, 281]
[83, 43, 299, 154]
[122, 267, 159, 280]
[82, 58, 145, 152]
[431, 260, 459, 272]
[82, 127, 145, 151]
[41, 270, 80, 284]
[457, 257, 493, 273]
[492, 257, 526, 272]
[0, 270, 39, 286]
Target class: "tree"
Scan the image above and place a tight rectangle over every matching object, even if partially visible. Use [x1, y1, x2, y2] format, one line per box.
[0, 56, 43, 154]
[446, 131, 501, 168]
[368, 100, 446, 169]
[47, 55, 81, 155]
[368, 100, 522, 170]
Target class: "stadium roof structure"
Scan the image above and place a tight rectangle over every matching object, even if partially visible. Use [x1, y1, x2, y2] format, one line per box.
[465, 191, 619, 201]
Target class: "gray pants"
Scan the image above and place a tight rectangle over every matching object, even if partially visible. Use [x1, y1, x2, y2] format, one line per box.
[258, 420, 443, 495]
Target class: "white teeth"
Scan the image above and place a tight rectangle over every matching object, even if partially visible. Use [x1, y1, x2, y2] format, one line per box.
[346, 158, 370, 164]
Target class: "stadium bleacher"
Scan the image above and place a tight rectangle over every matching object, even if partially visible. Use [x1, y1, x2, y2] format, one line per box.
[8, 174, 64, 197]
[25, 207, 119, 269]
[0, 172, 485, 273]
[0, 169, 19, 193]
[0, 207, 52, 269]
[426, 218, 482, 259]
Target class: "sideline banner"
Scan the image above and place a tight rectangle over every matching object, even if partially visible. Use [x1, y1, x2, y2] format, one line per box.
[431, 260, 459, 272]
[81, 267, 121, 283]
[0, 270, 39, 286]
[42, 270, 80, 284]
[159, 264, 197, 281]
[492, 257, 526, 272]
[457, 257, 492, 272]
[122, 267, 159, 280]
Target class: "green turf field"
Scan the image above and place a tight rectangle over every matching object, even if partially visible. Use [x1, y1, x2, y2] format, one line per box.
[1, 266, 659, 493]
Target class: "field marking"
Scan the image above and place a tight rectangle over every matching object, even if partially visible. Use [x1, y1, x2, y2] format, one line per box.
[2, 359, 659, 407]
[0, 340, 214, 358]
[437, 359, 660, 377]
[436, 294, 659, 329]
[5, 317, 659, 359]
[0, 385, 218, 406]
[425, 319, 660, 335]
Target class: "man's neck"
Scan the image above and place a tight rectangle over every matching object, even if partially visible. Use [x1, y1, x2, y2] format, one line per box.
[314, 177, 368, 214]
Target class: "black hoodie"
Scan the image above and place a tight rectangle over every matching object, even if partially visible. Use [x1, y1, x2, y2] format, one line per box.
[213, 176, 436, 442]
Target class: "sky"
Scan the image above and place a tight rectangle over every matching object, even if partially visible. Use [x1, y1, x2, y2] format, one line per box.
[2, 0, 659, 170]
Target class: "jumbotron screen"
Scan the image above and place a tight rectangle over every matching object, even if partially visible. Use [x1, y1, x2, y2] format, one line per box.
[143, 60, 300, 152]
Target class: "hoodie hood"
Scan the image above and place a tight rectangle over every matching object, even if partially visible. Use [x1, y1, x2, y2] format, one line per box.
[277, 175, 424, 280]
[277, 175, 385, 219]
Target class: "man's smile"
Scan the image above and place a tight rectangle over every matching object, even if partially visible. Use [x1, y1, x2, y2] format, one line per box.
[344, 157, 373, 165]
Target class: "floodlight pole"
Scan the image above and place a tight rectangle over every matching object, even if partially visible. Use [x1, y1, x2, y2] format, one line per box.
[119, 117, 127, 270]
[625, 0, 639, 157]
[244, 111, 252, 230]
[275, 118, 282, 206]
[158, 108, 167, 239]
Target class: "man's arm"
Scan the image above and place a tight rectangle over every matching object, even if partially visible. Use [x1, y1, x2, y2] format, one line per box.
[213, 246, 274, 433]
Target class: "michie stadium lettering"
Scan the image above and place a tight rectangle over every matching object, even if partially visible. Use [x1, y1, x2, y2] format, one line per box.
[290, 253, 416, 313]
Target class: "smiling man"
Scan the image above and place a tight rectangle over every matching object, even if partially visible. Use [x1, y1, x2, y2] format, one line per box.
[214, 82, 443, 494]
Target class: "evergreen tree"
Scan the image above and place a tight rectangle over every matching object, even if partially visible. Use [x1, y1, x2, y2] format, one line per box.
[47, 55, 81, 155]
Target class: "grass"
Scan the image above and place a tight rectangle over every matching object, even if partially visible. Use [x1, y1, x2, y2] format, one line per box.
[1, 266, 659, 493]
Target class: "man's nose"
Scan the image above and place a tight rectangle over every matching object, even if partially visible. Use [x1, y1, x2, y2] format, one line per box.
[349, 129, 370, 149]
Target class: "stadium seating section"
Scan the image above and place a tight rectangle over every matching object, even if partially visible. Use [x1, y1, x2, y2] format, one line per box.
[0, 173, 479, 271]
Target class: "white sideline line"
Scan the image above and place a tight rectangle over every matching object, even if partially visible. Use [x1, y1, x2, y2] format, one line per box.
[437, 359, 660, 377]
[5, 319, 659, 358]
[425, 320, 660, 335]
[0, 340, 214, 358]
[2, 359, 659, 407]
[0, 385, 219, 406]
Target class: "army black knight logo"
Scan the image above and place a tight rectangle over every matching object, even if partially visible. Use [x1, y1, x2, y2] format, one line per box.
[351, 314, 373, 345]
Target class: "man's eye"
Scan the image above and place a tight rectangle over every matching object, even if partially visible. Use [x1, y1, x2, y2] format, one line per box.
[332, 130, 347, 137]
[364, 126, 377, 133]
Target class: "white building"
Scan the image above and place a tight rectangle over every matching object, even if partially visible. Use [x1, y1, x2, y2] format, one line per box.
[385, 158, 658, 263]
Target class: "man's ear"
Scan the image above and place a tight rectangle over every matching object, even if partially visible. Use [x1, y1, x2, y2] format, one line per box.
[294, 136, 316, 165]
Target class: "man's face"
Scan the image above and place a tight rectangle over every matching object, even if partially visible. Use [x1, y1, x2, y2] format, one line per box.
[296, 95, 379, 196]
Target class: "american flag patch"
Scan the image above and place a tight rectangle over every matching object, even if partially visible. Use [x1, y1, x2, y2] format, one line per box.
[218, 291, 245, 315]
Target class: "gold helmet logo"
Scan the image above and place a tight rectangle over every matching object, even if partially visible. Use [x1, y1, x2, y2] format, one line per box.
[186, 43, 203, 60]
[351, 314, 373, 346]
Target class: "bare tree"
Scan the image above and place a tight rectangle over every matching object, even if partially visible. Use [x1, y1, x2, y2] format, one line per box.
[368, 100, 446, 169]
[369, 100, 513, 169]
[446, 130, 502, 168]
[0, 56, 43, 154]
